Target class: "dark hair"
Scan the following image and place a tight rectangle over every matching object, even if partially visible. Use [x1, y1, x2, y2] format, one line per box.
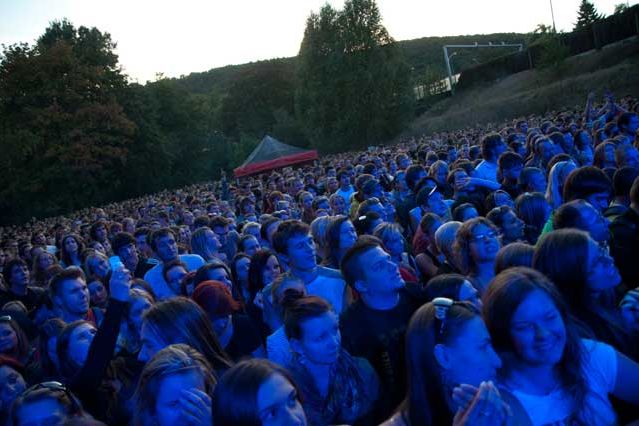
[324, 215, 350, 268]
[481, 133, 503, 160]
[60, 234, 85, 267]
[49, 267, 86, 299]
[452, 203, 476, 222]
[423, 274, 468, 302]
[111, 232, 136, 255]
[2, 258, 28, 286]
[562, 166, 611, 202]
[57, 320, 93, 379]
[11, 381, 86, 424]
[515, 192, 550, 245]
[494, 242, 534, 274]
[612, 167, 639, 198]
[271, 220, 309, 255]
[247, 249, 278, 300]
[37, 318, 66, 379]
[483, 267, 589, 423]
[283, 295, 332, 340]
[405, 165, 426, 191]
[400, 301, 479, 425]
[340, 237, 381, 288]
[0, 316, 29, 364]
[142, 297, 232, 372]
[498, 151, 523, 171]
[149, 228, 175, 252]
[213, 359, 301, 426]
[193, 261, 231, 288]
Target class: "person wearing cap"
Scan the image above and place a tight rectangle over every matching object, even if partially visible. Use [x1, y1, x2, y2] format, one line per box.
[112, 232, 155, 279]
[192, 280, 265, 361]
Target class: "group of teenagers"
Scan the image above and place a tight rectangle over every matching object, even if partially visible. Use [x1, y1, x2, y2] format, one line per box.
[1, 92, 639, 425]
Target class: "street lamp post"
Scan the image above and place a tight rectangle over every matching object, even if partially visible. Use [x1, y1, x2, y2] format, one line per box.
[549, 0, 557, 33]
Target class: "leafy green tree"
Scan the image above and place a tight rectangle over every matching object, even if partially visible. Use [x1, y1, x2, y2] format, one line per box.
[295, 0, 414, 153]
[574, 0, 604, 30]
[0, 19, 135, 224]
[614, 3, 629, 14]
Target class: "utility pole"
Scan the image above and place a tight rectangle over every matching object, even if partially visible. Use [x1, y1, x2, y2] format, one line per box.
[550, 0, 557, 33]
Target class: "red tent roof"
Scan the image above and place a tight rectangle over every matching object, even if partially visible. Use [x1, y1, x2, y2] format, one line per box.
[233, 136, 318, 178]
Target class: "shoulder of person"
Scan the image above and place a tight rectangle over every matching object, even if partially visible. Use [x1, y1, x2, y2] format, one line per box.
[316, 265, 344, 280]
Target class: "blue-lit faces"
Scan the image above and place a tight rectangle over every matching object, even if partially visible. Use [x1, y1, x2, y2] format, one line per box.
[285, 234, 317, 272]
[63, 237, 79, 254]
[578, 202, 610, 243]
[154, 370, 209, 426]
[383, 232, 404, 258]
[469, 224, 501, 264]
[58, 278, 90, 316]
[338, 221, 358, 251]
[9, 263, 29, 288]
[15, 397, 67, 426]
[235, 257, 251, 282]
[458, 281, 482, 310]
[528, 171, 547, 193]
[68, 322, 97, 367]
[359, 246, 405, 296]
[88, 279, 108, 307]
[257, 373, 307, 426]
[156, 235, 178, 262]
[586, 239, 621, 292]
[500, 210, 525, 242]
[0, 323, 17, 355]
[139, 323, 165, 363]
[294, 311, 341, 365]
[436, 316, 501, 387]
[262, 255, 281, 286]
[425, 191, 448, 218]
[129, 297, 152, 334]
[510, 290, 566, 366]
[242, 236, 260, 257]
[330, 195, 346, 215]
[0, 365, 25, 414]
[584, 192, 610, 214]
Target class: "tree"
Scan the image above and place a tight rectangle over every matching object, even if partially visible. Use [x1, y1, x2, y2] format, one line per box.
[295, 0, 414, 153]
[574, 0, 604, 30]
[614, 3, 629, 14]
[0, 19, 135, 224]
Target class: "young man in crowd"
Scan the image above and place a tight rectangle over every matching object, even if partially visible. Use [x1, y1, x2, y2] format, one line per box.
[339, 237, 426, 419]
[49, 267, 100, 325]
[112, 232, 155, 279]
[272, 220, 349, 314]
[143, 228, 204, 300]
[474, 133, 507, 183]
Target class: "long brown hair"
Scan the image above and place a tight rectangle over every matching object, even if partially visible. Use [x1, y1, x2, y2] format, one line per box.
[483, 267, 591, 423]
[142, 297, 233, 373]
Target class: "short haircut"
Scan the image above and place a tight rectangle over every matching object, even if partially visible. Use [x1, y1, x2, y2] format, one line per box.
[553, 200, 588, 230]
[562, 166, 612, 202]
[271, 220, 310, 255]
[162, 259, 187, 283]
[340, 236, 382, 288]
[149, 227, 175, 252]
[613, 167, 639, 198]
[405, 165, 426, 191]
[498, 152, 523, 171]
[49, 267, 86, 299]
[134, 227, 151, 239]
[481, 133, 503, 160]
[112, 232, 136, 254]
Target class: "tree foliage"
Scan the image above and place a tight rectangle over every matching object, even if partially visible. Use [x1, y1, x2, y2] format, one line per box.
[574, 0, 604, 30]
[295, 0, 414, 153]
[614, 3, 629, 14]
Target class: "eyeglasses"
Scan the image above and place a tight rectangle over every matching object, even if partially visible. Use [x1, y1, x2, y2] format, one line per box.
[470, 230, 498, 243]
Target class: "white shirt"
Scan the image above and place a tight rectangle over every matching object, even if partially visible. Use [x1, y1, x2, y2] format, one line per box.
[143, 254, 205, 300]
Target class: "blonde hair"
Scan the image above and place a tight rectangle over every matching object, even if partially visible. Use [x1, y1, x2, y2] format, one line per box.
[190, 227, 216, 261]
[133, 344, 216, 426]
[310, 215, 333, 262]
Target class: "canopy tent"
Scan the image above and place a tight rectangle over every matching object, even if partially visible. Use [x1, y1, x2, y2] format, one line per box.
[233, 135, 318, 178]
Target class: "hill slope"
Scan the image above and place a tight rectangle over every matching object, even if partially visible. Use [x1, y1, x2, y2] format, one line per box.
[407, 36, 639, 136]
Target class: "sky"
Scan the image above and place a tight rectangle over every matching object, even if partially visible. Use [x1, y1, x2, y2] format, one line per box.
[0, 0, 635, 83]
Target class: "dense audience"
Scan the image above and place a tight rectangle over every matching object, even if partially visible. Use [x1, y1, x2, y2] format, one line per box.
[0, 93, 639, 425]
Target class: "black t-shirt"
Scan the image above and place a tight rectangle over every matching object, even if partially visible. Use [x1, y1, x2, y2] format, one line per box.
[339, 284, 425, 418]
[225, 314, 263, 362]
[0, 286, 47, 313]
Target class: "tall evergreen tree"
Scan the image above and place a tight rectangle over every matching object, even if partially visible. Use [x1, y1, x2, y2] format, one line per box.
[574, 0, 604, 30]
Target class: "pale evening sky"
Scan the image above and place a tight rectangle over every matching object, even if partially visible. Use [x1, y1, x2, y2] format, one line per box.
[0, 0, 635, 83]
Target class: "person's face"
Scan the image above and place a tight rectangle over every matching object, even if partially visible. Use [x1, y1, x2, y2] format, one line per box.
[459, 280, 482, 309]
[435, 165, 448, 184]
[584, 191, 610, 213]
[285, 234, 317, 271]
[242, 236, 260, 257]
[443, 317, 501, 387]
[0, 365, 25, 413]
[469, 224, 501, 264]
[586, 239, 621, 292]
[577, 203, 610, 243]
[156, 235, 178, 262]
[301, 195, 313, 210]
[448, 148, 458, 163]
[212, 225, 228, 246]
[425, 192, 448, 218]
[68, 322, 97, 367]
[87, 280, 108, 307]
[235, 257, 251, 282]
[129, 297, 152, 334]
[64, 237, 78, 254]
[623, 147, 639, 169]
[92, 255, 110, 278]
[339, 174, 350, 188]
[0, 323, 18, 355]
[327, 178, 339, 192]
[16, 397, 67, 426]
[9, 263, 29, 288]
[296, 311, 341, 365]
[95, 225, 107, 242]
[383, 232, 404, 257]
[204, 230, 222, 252]
[503, 163, 523, 181]
[262, 255, 281, 285]
[360, 247, 405, 296]
[138, 323, 165, 363]
[510, 290, 566, 366]
[206, 267, 233, 291]
[38, 254, 55, 270]
[338, 221, 358, 251]
[136, 235, 152, 257]
[117, 243, 139, 269]
[257, 373, 307, 426]
[154, 370, 207, 426]
[529, 171, 547, 193]
[166, 266, 188, 295]
[330, 196, 346, 215]
[58, 278, 90, 316]
[501, 210, 525, 241]
[494, 141, 508, 159]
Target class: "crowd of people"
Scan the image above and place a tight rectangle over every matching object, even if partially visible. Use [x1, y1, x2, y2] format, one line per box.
[0, 91, 639, 425]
